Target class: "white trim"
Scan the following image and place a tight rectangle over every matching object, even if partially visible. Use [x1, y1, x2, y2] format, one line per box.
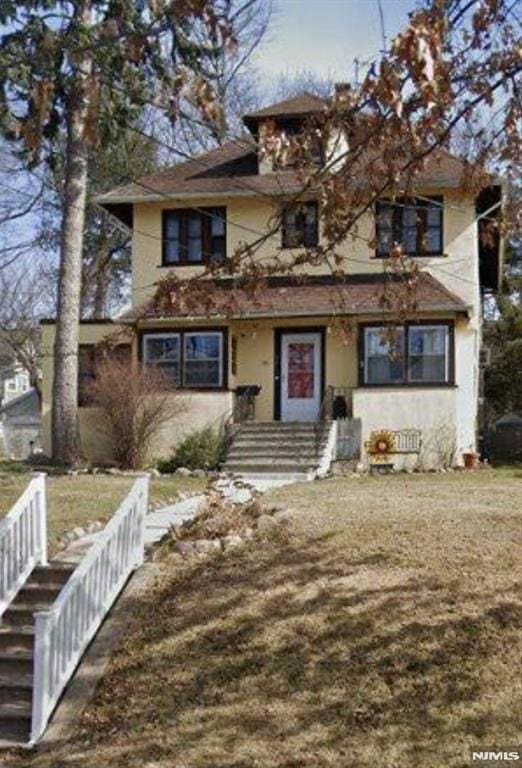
[30, 476, 149, 744]
[316, 421, 338, 478]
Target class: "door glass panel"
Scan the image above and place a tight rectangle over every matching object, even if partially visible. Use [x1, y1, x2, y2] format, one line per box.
[287, 342, 315, 399]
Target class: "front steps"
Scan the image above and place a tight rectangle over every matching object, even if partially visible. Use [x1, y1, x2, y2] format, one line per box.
[0, 561, 75, 746]
[224, 422, 328, 477]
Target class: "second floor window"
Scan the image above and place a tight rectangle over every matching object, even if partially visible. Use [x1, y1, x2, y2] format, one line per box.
[282, 202, 319, 249]
[376, 196, 443, 257]
[163, 207, 226, 265]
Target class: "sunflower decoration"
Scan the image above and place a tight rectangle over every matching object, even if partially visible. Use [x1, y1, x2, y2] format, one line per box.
[366, 430, 397, 462]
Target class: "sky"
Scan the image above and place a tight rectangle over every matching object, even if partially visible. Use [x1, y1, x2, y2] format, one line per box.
[254, 0, 415, 88]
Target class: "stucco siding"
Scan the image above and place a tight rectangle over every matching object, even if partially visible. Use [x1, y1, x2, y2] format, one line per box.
[232, 317, 357, 421]
[41, 322, 234, 463]
[353, 388, 458, 470]
[132, 190, 480, 320]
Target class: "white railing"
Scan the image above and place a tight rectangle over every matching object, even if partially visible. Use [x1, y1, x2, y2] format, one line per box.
[30, 474, 149, 744]
[0, 473, 47, 618]
[316, 421, 338, 478]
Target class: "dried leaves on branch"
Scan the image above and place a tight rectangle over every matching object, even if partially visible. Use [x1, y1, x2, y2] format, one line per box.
[147, 0, 521, 324]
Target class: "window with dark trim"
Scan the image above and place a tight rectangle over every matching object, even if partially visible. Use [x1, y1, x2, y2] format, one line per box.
[282, 202, 319, 249]
[360, 323, 453, 386]
[375, 196, 443, 257]
[143, 330, 226, 389]
[162, 207, 226, 265]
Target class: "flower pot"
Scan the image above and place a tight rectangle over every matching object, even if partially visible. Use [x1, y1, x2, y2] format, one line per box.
[463, 451, 480, 469]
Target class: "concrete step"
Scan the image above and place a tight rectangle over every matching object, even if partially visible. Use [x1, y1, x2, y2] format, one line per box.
[0, 627, 34, 654]
[223, 461, 317, 474]
[30, 563, 75, 586]
[0, 697, 31, 743]
[237, 424, 325, 435]
[1, 603, 51, 627]
[16, 584, 64, 604]
[0, 670, 33, 689]
[233, 434, 326, 445]
[227, 449, 321, 460]
[0, 651, 33, 676]
[0, 682, 32, 706]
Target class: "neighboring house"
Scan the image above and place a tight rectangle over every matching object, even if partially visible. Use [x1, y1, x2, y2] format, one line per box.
[41, 92, 502, 469]
[0, 340, 42, 460]
[0, 389, 41, 459]
[0, 363, 30, 406]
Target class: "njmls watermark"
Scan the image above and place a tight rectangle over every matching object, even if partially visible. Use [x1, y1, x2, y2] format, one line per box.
[471, 749, 522, 765]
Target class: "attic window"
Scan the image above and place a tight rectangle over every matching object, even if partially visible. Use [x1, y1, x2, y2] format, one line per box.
[282, 202, 319, 249]
[162, 208, 226, 266]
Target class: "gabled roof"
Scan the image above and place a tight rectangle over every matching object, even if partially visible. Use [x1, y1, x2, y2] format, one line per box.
[123, 272, 469, 322]
[97, 142, 471, 211]
[243, 92, 329, 129]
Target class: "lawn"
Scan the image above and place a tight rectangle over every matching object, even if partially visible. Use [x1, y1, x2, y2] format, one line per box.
[0, 467, 206, 555]
[5, 468, 522, 768]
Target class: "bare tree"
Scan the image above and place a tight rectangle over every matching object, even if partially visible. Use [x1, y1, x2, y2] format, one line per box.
[88, 356, 185, 469]
[0, 0, 238, 465]
[0, 266, 54, 396]
[164, 0, 273, 155]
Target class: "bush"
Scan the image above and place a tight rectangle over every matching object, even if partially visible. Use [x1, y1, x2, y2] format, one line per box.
[159, 427, 226, 472]
[88, 357, 185, 470]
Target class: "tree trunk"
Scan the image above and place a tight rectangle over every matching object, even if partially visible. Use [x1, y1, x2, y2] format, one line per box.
[51, 1, 92, 464]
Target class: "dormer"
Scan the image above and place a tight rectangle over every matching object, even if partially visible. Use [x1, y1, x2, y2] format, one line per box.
[243, 93, 329, 174]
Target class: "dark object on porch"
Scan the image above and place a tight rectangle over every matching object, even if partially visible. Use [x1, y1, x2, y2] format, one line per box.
[332, 395, 348, 419]
[320, 385, 353, 420]
[234, 385, 261, 422]
[489, 413, 522, 463]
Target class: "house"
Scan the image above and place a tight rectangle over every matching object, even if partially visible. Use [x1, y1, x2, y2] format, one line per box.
[0, 360, 40, 459]
[40, 92, 502, 471]
[0, 389, 41, 459]
[0, 361, 30, 407]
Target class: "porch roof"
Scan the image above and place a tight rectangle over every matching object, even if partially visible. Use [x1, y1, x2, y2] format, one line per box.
[125, 273, 469, 323]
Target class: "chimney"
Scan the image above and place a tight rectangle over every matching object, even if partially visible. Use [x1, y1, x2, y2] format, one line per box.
[335, 82, 352, 98]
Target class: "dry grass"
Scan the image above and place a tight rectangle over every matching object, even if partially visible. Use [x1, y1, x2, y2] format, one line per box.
[0, 471, 206, 555]
[5, 468, 522, 768]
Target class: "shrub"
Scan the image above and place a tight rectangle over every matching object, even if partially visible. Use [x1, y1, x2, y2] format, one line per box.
[159, 426, 226, 472]
[88, 357, 184, 469]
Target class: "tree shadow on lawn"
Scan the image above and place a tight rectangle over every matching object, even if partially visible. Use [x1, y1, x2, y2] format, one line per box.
[30, 535, 522, 768]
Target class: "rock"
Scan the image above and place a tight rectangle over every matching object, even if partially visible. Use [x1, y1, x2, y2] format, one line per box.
[106, 467, 123, 476]
[273, 509, 293, 524]
[245, 499, 264, 519]
[222, 534, 243, 550]
[191, 469, 206, 479]
[193, 538, 222, 554]
[175, 540, 197, 556]
[256, 514, 279, 535]
[177, 491, 189, 500]
[244, 527, 254, 539]
[355, 461, 366, 474]
[175, 467, 192, 477]
[149, 468, 161, 477]
[72, 526, 85, 539]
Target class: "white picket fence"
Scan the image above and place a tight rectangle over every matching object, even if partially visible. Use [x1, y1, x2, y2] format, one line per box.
[0, 473, 47, 618]
[30, 475, 148, 743]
